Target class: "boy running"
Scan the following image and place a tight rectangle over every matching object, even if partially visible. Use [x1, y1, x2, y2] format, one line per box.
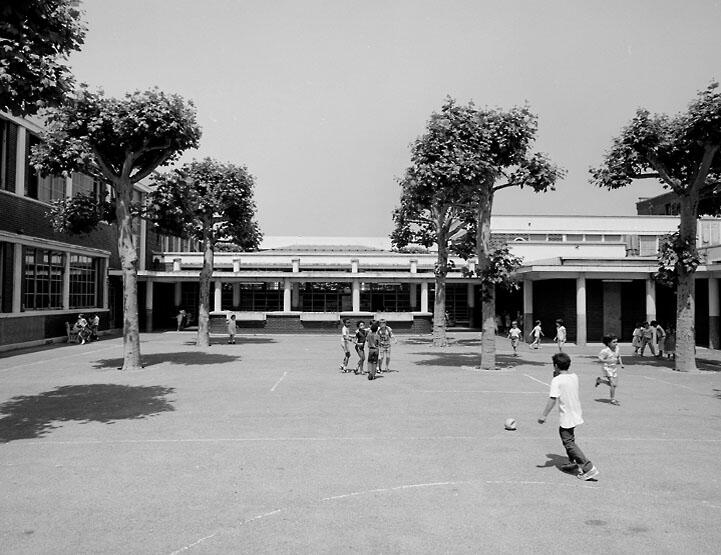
[507, 321, 522, 356]
[377, 318, 395, 372]
[538, 352, 599, 481]
[227, 313, 237, 344]
[596, 334, 623, 405]
[340, 318, 353, 372]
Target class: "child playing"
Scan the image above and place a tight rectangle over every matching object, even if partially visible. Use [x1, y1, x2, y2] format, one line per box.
[596, 334, 623, 405]
[529, 320, 544, 349]
[538, 352, 599, 481]
[664, 327, 676, 360]
[366, 322, 380, 380]
[226, 313, 237, 344]
[377, 318, 395, 372]
[553, 319, 567, 351]
[355, 321, 367, 374]
[507, 321, 522, 356]
[340, 318, 353, 372]
[631, 322, 643, 355]
[640, 321, 655, 356]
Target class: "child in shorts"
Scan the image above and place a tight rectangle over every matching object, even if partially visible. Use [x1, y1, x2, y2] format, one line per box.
[340, 318, 353, 372]
[227, 313, 237, 344]
[529, 320, 544, 349]
[553, 319, 567, 351]
[377, 318, 395, 372]
[507, 321, 522, 356]
[538, 352, 599, 481]
[631, 322, 643, 355]
[354, 321, 367, 374]
[596, 334, 623, 405]
[366, 322, 380, 380]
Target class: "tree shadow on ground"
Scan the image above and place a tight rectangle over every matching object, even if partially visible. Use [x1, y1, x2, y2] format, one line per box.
[413, 352, 546, 368]
[91, 352, 241, 369]
[536, 453, 575, 473]
[182, 336, 276, 346]
[0, 384, 174, 443]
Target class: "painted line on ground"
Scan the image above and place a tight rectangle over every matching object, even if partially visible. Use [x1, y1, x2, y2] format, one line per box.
[642, 375, 703, 393]
[415, 390, 543, 394]
[12, 435, 721, 447]
[524, 374, 549, 387]
[270, 371, 288, 392]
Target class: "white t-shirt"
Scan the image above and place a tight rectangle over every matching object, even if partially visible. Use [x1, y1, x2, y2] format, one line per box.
[555, 326, 566, 341]
[598, 345, 621, 376]
[548, 372, 584, 429]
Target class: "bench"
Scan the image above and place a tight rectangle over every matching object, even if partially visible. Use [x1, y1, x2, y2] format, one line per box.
[65, 322, 80, 344]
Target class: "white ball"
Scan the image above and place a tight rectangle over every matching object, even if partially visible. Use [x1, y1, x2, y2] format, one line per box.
[504, 418, 517, 431]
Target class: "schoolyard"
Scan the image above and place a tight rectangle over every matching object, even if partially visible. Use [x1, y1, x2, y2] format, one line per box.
[1, 331, 720, 554]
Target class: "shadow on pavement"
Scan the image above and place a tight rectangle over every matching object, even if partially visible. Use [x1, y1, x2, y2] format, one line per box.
[0, 384, 175, 443]
[414, 352, 546, 368]
[91, 352, 241, 369]
[536, 453, 575, 473]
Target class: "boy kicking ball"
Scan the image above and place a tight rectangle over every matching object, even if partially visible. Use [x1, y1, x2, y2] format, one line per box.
[538, 352, 599, 481]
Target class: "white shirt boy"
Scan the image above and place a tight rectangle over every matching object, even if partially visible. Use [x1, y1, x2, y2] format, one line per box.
[548, 372, 584, 429]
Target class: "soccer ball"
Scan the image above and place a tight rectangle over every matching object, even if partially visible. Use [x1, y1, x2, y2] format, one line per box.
[504, 418, 517, 431]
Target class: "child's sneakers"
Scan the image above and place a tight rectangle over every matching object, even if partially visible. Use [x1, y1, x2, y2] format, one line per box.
[561, 462, 579, 473]
[577, 465, 599, 481]
[610, 399, 620, 406]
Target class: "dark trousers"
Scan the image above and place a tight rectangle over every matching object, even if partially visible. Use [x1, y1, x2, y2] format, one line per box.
[559, 427, 592, 472]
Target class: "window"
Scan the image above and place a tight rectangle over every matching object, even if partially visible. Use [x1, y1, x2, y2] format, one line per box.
[565, 234, 583, 242]
[585, 234, 602, 242]
[72, 172, 99, 199]
[25, 134, 66, 202]
[237, 282, 282, 311]
[639, 236, 659, 256]
[603, 234, 622, 242]
[69, 255, 97, 308]
[23, 248, 64, 310]
[301, 282, 350, 312]
[0, 118, 17, 191]
[360, 283, 410, 312]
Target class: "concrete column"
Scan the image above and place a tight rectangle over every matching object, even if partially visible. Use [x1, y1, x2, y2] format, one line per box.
[214, 280, 222, 312]
[232, 283, 240, 308]
[292, 283, 299, 309]
[173, 258, 181, 271]
[15, 127, 26, 195]
[420, 282, 429, 312]
[65, 176, 72, 197]
[576, 275, 587, 346]
[351, 259, 359, 273]
[352, 279, 360, 312]
[145, 280, 154, 332]
[174, 282, 182, 307]
[139, 217, 147, 271]
[292, 258, 300, 273]
[12, 244, 22, 312]
[645, 277, 657, 323]
[102, 263, 109, 310]
[283, 278, 292, 312]
[709, 277, 720, 349]
[522, 280, 533, 339]
[410, 259, 418, 273]
[232, 258, 240, 272]
[62, 254, 70, 310]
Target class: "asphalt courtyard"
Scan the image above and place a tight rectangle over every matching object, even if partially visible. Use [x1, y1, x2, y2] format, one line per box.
[1, 331, 720, 554]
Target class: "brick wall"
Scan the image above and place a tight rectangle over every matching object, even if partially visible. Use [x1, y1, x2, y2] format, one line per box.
[0, 309, 110, 345]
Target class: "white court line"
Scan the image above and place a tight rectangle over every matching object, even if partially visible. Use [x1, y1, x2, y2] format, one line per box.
[416, 390, 542, 394]
[524, 374, 549, 387]
[13, 435, 721, 447]
[270, 371, 288, 392]
[642, 375, 703, 393]
[0, 344, 119, 372]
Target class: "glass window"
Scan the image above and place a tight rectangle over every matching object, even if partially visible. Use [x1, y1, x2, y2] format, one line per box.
[23, 247, 64, 310]
[565, 234, 583, 242]
[1, 118, 17, 191]
[26, 134, 66, 202]
[69, 254, 97, 308]
[603, 235, 622, 242]
[585, 234, 602, 242]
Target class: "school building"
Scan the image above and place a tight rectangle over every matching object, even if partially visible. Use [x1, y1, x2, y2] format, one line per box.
[3, 110, 721, 350]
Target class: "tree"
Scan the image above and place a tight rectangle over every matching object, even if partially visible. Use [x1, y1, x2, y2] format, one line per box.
[0, 0, 86, 116]
[147, 158, 262, 347]
[394, 99, 563, 366]
[33, 88, 201, 370]
[591, 82, 721, 372]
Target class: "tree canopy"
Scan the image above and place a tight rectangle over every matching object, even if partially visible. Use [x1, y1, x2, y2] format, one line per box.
[0, 0, 86, 115]
[591, 81, 721, 372]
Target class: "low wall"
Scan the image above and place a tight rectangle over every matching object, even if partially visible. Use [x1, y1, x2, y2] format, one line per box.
[209, 312, 433, 335]
[0, 309, 111, 350]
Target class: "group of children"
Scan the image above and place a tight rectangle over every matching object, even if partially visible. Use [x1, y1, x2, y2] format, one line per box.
[507, 319, 567, 355]
[631, 321, 675, 359]
[340, 318, 395, 380]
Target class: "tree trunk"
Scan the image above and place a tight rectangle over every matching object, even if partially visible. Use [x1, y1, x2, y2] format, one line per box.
[115, 177, 142, 370]
[197, 225, 214, 348]
[433, 230, 449, 347]
[477, 192, 497, 370]
[675, 194, 698, 372]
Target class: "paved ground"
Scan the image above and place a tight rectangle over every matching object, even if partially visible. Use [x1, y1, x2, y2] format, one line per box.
[1, 331, 720, 554]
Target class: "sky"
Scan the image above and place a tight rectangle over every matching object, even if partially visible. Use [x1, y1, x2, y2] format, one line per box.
[68, 0, 721, 237]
